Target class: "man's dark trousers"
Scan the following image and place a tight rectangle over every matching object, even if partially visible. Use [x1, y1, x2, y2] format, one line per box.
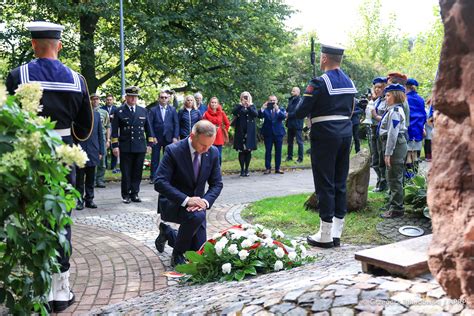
[264, 134, 283, 170]
[120, 152, 145, 199]
[311, 136, 351, 222]
[287, 128, 304, 161]
[151, 142, 170, 181]
[76, 166, 96, 203]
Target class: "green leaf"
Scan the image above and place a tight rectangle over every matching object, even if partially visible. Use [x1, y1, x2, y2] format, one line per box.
[185, 251, 205, 264]
[244, 266, 257, 275]
[175, 263, 198, 274]
[234, 269, 246, 281]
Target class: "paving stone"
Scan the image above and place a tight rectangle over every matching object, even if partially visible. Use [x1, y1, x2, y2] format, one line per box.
[357, 313, 379, 316]
[241, 305, 263, 315]
[309, 285, 323, 291]
[460, 309, 474, 316]
[330, 307, 354, 316]
[312, 312, 330, 316]
[311, 298, 333, 312]
[427, 287, 446, 299]
[409, 304, 444, 314]
[269, 303, 295, 314]
[334, 288, 361, 297]
[365, 277, 387, 284]
[336, 279, 355, 286]
[409, 282, 439, 293]
[332, 295, 358, 307]
[352, 283, 378, 290]
[354, 301, 384, 314]
[437, 298, 465, 314]
[253, 310, 275, 316]
[285, 306, 308, 316]
[320, 291, 334, 299]
[390, 292, 422, 307]
[382, 302, 407, 315]
[325, 284, 348, 291]
[283, 289, 306, 302]
[297, 291, 321, 306]
[378, 281, 411, 292]
[399, 312, 422, 316]
[360, 289, 390, 301]
[263, 297, 281, 308]
[221, 302, 245, 315]
[352, 273, 373, 282]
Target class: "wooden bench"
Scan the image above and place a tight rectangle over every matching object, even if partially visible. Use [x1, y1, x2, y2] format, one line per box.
[354, 234, 432, 278]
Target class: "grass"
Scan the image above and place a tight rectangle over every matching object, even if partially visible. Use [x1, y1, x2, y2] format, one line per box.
[241, 186, 391, 245]
[104, 138, 370, 181]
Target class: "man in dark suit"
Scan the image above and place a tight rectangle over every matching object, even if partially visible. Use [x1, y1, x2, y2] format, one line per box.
[285, 87, 304, 163]
[101, 94, 119, 172]
[111, 86, 154, 204]
[154, 120, 223, 266]
[75, 110, 104, 210]
[148, 91, 179, 183]
[258, 95, 286, 174]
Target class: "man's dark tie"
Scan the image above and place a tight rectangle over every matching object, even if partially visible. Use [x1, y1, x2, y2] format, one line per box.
[271, 109, 275, 119]
[130, 106, 134, 114]
[193, 151, 200, 180]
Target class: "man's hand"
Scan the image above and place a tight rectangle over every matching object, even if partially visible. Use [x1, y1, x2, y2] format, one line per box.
[384, 155, 391, 168]
[261, 102, 267, 111]
[99, 154, 102, 160]
[186, 196, 207, 211]
[106, 140, 111, 149]
[147, 146, 152, 154]
[153, 137, 158, 145]
[172, 138, 178, 143]
[113, 147, 119, 157]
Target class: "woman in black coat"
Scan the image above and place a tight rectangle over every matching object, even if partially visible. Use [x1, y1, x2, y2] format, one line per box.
[232, 91, 258, 177]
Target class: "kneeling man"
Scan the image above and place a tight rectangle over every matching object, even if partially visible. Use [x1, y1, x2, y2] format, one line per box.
[154, 120, 223, 266]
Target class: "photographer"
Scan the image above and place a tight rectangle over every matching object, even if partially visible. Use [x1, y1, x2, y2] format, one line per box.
[258, 95, 286, 174]
[351, 97, 365, 153]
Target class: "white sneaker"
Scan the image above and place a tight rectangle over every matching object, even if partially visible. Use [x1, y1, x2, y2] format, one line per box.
[331, 217, 345, 247]
[307, 220, 334, 248]
[52, 271, 75, 312]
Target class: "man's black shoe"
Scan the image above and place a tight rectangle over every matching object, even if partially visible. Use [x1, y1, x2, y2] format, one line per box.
[131, 196, 142, 203]
[284, 157, 292, 162]
[122, 197, 131, 204]
[296, 159, 303, 163]
[76, 201, 84, 210]
[85, 201, 97, 209]
[95, 183, 106, 188]
[155, 224, 167, 253]
[171, 251, 186, 267]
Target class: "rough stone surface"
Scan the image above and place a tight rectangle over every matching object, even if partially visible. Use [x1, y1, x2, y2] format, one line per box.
[429, 0, 474, 308]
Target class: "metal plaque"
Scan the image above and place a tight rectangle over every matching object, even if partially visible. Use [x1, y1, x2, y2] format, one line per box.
[398, 225, 425, 237]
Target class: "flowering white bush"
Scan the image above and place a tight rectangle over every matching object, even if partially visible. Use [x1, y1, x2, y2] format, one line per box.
[176, 224, 315, 283]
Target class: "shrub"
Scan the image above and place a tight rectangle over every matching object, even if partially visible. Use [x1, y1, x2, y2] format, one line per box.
[404, 174, 428, 213]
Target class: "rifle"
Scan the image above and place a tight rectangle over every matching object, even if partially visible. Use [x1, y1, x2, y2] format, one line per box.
[310, 37, 316, 78]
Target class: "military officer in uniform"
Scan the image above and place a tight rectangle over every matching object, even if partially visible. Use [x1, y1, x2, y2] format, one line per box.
[6, 21, 93, 312]
[111, 86, 154, 203]
[295, 44, 357, 249]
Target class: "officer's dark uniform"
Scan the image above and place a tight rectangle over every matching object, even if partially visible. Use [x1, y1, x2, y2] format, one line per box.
[6, 43, 93, 276]
[295, 50, 356, 224]
[111, 86, 153, 203]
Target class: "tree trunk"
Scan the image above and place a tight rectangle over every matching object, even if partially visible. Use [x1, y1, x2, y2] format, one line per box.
[79, 12, 99, 93]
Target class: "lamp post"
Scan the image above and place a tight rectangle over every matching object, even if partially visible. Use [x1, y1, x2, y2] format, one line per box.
[119, 0, 125, 96]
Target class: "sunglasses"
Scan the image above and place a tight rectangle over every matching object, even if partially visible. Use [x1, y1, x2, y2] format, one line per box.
[160, 96, 169, 99]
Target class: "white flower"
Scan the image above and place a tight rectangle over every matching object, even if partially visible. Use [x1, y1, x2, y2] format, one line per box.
[274, 260, 284, 271]
[288, 252, 297, 261]
[219, 236, 228, 246]
[15, 82, 43, 113]
[242, 223, 252, 229]
[238, 249, 249, 260]
[215, 243, 223, 256]
[212, 233, 222, 240]
[241, 239, 253, 248]
[55, 144, 89, 168]
[246, 228, 256, 235]
[248, 234, 261, 243]
[262, 228, 272, 238]
[0, 85, 7, 106]
[222, 263, 232, 274]
[274, 229, 285, 238]
[291, 240, 298, 248]
[299, 245, 307, 258]
[263, 237, 274, 247]
[230, 231, 243, 240]
[274, 247, 285, 259]
[228, 244, 238, 255]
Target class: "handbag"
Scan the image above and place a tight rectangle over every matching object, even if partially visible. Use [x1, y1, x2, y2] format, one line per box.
[221, 115, 229, 144]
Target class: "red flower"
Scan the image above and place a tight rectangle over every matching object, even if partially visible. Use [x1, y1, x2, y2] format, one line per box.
[249, 242, 261, 250]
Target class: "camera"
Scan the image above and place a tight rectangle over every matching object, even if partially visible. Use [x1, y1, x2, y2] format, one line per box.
[357, 96, 368, 110]
[267, 102, 274, 109]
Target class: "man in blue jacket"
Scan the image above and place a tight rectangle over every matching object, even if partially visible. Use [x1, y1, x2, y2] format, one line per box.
[154, 120, 223, 266]
[148, 91, 179, 183]
[259, 95, 287, 174]
[406, 78, 426, 176]
[285, 87, 304, 163]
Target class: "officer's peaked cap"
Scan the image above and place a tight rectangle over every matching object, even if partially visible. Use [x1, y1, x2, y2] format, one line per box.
[125, 86, 140, 96]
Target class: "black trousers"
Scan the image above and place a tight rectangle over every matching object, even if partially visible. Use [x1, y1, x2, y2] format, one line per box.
[352, 124, 360, 153]
[287, 128, 304, 160]
[76, 165, 96, 202]
[311, 136, 352, 222]
[120, 151, 145, 198]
